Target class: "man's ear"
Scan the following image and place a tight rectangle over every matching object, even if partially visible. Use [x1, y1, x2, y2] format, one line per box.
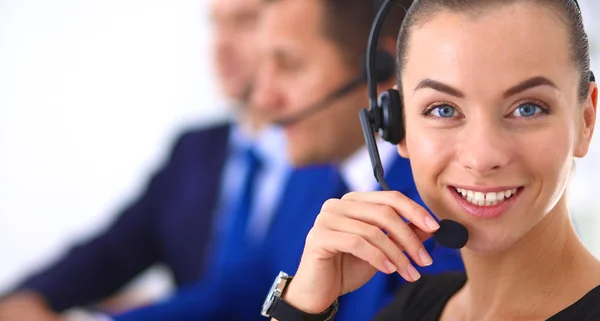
[574, 82, 598, 158]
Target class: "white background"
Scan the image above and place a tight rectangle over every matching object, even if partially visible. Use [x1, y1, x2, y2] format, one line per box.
[0, 0, 599, 303]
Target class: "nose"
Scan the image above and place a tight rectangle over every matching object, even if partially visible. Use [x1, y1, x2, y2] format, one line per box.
[251, 64, 284, 113]
[456, 119, 511, 176]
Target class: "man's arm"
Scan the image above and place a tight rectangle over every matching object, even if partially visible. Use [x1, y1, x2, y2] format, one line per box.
[0, 132, 194, 315]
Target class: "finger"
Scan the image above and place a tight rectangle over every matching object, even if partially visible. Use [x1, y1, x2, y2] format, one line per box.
[321, 198, 433, 267]
[319, 214, 417, 277]
[391, 223, 435, 262]
[341, 191, 440, 234]
[312, 228, 420, 282]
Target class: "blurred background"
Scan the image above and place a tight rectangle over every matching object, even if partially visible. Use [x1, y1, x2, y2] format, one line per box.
[0, 0, 598, 309]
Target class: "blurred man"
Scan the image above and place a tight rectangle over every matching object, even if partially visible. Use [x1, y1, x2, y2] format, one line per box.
[0, 0, 291, 319]
[100, 1, 464, 321]
[252, 0, 466, 320]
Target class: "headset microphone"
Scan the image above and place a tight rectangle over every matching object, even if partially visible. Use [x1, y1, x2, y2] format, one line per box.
[360, 0, 469, 249]
[274, 51, 396, 127]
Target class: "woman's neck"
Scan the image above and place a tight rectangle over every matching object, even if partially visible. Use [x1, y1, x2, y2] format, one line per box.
[455, 197, 600, 320]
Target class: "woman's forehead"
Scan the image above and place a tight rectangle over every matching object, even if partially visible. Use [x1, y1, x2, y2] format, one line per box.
[402, 3, 577, 95]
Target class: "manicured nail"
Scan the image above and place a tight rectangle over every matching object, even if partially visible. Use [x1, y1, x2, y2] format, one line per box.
[384, 260, 397, 274]
[406, 264, 421, 281]
[425, 216, 440, 231]
[419, 248, 433, 266]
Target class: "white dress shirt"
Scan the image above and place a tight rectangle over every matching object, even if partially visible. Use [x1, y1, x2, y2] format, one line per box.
[339, 138, 400, 192]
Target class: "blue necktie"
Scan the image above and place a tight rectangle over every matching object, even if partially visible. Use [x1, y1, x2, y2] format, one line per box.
[210, 146, 263, 279]
[230, 147, 263, 245]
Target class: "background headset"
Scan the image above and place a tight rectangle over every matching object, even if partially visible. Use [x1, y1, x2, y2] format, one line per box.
[274, 51, 396, 126]
[359, 0, 595, 249]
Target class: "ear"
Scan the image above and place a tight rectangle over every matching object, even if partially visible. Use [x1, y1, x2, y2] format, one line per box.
[391, 83, 410, 158]
[574, 83, 598, 158]
[396, 81, 409, 158]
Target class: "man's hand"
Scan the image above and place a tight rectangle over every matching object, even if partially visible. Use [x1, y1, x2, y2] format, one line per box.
[0, 291, 64, 321]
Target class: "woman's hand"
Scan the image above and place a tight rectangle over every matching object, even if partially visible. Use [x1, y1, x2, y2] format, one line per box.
[282, 191, 441, 314]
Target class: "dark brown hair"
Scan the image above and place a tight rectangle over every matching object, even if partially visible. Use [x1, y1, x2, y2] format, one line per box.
[396, 0, 592, 102]
[265, 0, 415, 68]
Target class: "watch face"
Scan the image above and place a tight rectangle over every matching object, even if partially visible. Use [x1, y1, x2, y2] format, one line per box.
[261, 271, 288, 317]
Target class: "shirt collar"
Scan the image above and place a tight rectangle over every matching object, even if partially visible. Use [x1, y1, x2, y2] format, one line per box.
[339, 138, 399, 192]
[228, 123, 288, 169]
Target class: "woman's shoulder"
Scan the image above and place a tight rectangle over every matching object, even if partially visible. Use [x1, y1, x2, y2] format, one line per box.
[550, 285, 600, 320]
[372, 272, 467, 321]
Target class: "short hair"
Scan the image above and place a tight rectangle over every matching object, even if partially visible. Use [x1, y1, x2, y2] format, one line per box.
[265, 0, 415, 68]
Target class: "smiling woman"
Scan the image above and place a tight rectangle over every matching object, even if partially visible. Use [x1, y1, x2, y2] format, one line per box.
[271, 0, 600, 320]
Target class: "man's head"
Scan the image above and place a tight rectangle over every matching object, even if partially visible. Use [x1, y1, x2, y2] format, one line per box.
[252, 0, 412, 166]
[209, 0, 262, 103]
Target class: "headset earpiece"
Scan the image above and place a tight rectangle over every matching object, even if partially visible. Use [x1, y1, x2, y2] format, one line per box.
[591, 71, 596, 83]
[377, 89, 404, 144]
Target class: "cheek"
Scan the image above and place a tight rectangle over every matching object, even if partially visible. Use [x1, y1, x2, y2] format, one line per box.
[517, 125, 574, 212]
[404, 129, 455, 199]
[405, 129, 454, 175]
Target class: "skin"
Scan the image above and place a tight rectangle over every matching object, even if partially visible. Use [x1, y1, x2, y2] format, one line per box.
[251, 0, 396, 167]
[210, 0, 262, 104]
[0, 0, 264, 319]
[278, 3, 599, 321]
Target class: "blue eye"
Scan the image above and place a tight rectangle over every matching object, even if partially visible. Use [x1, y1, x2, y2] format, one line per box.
[430, 105, 457, 118]
[512, 103, 545, 117]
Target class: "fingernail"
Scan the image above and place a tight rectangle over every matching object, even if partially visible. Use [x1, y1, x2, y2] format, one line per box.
[406, 265, 421, 281]
[384, 260, 397, 274]
[419, 248, 433, 266]
[425, 216, 440, 231]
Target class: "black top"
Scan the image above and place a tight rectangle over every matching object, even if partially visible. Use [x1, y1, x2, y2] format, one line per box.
[373, 272, 600, 321]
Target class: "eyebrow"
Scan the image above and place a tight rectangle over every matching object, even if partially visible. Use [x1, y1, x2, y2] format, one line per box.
[413, 79, 464, 97]
[502, 76, 558, 98]
[412, 76, 558, 98]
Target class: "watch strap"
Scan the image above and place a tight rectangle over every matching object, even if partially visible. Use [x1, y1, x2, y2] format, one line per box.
[269, 297, 338, 321]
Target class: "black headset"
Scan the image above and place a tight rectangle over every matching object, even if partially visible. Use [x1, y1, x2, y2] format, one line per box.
[360, 0, 596, 189]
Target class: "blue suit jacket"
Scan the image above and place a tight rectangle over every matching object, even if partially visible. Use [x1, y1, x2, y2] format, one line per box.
[113, 155, 465, 321]
[14, 123, 234, 312]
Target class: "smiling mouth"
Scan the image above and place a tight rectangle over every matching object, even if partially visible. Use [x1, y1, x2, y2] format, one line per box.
[453, 187, 523, 207]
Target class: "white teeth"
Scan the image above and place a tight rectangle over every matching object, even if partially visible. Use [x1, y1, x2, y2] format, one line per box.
[455, 187, 519, 207]
[496, 191, 504, 200]
[474, 192, 485, 201]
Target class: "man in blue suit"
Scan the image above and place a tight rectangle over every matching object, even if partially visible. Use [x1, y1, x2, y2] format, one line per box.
[99, 0, 464, 320]
[251, 0, 466, 319]
[0, 0, 286, 319]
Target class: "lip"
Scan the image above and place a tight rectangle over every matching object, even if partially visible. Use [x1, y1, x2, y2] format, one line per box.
[448, 186, 524, 218]
[451, 185, 522, 193]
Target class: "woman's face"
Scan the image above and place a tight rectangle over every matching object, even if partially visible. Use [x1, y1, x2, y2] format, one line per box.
[399, 3, 597, 254]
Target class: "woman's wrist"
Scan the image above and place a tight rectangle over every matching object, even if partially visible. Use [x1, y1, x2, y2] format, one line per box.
[282, 278, 337, 315]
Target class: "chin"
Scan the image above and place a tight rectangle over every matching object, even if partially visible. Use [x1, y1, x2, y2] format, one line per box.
[464, 231, 516, 255]
[461, 219, 530, 255]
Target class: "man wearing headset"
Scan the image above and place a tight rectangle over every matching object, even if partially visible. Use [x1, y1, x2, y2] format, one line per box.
[0, 0, 302, 320]
[63, 1, 464, 321]
[6, 1, 461, 321]
[250, 0, 464, 320]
